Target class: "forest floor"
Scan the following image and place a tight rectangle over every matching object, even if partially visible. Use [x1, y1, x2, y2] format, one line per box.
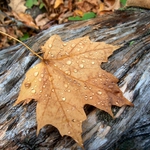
[0, 0, 124, 49]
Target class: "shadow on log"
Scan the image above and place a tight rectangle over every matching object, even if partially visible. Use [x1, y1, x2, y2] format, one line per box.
[0, 9, 150, 150]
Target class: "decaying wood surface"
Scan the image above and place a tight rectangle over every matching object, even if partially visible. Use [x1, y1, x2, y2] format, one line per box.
[0, 9, 150, 150]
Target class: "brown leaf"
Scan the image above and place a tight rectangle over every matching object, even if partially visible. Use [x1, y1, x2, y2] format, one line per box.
[35, 13, 49, 28]
[54, 0, 64, 8]
[15, 35, 133, 146]
[9, 0, 27, 13]
[76, 0, 100, 13]
[126, 0, 150, 9]
[13, 12, 39, 29]
[103, 0, 120, 11]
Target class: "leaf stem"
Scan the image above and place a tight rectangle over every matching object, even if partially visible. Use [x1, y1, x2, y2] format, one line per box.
[0, 30, 43, 60]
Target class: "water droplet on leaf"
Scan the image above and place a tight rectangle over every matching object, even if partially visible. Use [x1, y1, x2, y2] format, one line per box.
[34, 72, 39, 76]
[66, 60, 72, 65]
[64, 84, 68, 88]
[97, 91, 102, 95]
[31, 89, 36, 93]
[65, 70, 71, 75]
[24, 82, 31, 88]
[73, 69, 78, 73]
[79, 64, 84, 68]
[62, 97, 66, 101]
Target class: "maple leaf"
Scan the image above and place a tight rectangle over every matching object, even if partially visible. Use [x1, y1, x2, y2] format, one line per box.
[14, 35, 133, 146]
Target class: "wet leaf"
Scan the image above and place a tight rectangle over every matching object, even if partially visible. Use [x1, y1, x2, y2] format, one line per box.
[15, 35, 133, 146]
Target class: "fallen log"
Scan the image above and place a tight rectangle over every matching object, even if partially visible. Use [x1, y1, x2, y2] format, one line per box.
[0, 8, 150, 150]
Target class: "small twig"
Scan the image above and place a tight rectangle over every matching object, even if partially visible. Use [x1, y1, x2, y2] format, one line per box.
[0, 30, 43, 60]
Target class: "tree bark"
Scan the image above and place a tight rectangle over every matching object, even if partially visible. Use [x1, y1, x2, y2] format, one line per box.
[0, 9, 150, 150]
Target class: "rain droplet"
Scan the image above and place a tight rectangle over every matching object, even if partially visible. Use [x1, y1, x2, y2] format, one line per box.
[108, 85, 113, 88]
[84, 55, 88, 58]
[40, 90, 42, 93]
[65, 70, 71, 75]
[97, 102, 100, 105]
[82, 60, 85, 63]
[98, 74, 102, 77]
[90, 96, 93, 100]
[63, 43, 67, 46]
[64, 84, 68, 88]
[65, 52, 69, 55]
[31, 89, 36, 93]
[73, 69, 78, 73]
[67, 89, 71, 92]
[91, 61, 95, 65]
[34, 72, 39, 77]
[85, 95, 88, 100]
[72, 119, 75, 122]
[68, 131, 71, 134]
[52, 89, 55, 92]
[66, 60, 72, 65]
[79, 64, 84, 68]
[49, 44, 52, 48]
[41, 74, 44, 77]
[39, 78, 42, 81]
[97, 91, 102, 95]
[43, 85, 46, 88]
[71, 44, 75, 47]
[62, 97, 66, 101]
[24, 82, 31, 88]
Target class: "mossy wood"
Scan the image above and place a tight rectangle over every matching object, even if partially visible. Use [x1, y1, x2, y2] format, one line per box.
[0, 9, 150, 150]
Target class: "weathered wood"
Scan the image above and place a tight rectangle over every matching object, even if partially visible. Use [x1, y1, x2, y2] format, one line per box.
[0, 9, 150, 150]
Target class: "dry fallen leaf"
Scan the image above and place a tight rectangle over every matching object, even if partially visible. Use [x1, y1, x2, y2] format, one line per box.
[103, 0, 120, 11]
[54, 0, 64, 8]
[126, 0, 150, 9]
[35, 13, 49, 29]
[76, 0, 100, 13]
[9, 0, 27, 13]
[13, 12, 39, 29]
[15, 35, 133, 146]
